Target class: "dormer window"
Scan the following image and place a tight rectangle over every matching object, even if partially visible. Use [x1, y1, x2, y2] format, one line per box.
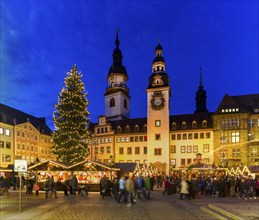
[202, 120, 207, 128]
[117, 126, 122, 133]
[126, 125, 130, 132]
[192, 121, 197, 128]
[182, 122, 187, 129]
[135, 125, 139, 132]
[172, 122, 176, 130]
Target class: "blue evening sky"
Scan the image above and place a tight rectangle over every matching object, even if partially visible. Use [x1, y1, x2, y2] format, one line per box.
[1, 0, 258, 131]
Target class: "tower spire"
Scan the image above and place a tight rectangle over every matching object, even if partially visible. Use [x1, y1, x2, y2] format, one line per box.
[115, 27, 120, 48]
[199, 66, 203, 87]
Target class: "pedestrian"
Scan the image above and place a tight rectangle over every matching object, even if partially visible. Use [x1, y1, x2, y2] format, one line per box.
[50, 176, 57, 199]
[238, 176, 248, 199]
[230, 176, 236, 197]
[179, 178, 189, 200]
[71, 174, 78, 196]
[162, 176, 170, 195]
[44, 176, 51, 198]
[125, 175, 135, 207]
[34, 182, 40, 196]
[112, 177, 119, 201]
[63, 177, 70, 196]
[137, 175, 144, 199]
[12, 175, 17, 190]
[1, 176, 11, 197]
[246, 175, 256, 199]
[117, 176, 126, 203]
[143, 175, 151, 200]
[190, 177, 199, 199]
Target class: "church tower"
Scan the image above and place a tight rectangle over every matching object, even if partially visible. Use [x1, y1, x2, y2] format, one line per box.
[195, 67, 208, 113]
[146, 42, 170, 175]
[104, 30, 130, 121]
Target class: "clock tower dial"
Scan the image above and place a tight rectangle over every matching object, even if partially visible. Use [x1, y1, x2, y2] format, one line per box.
[151, 92, 165, 110]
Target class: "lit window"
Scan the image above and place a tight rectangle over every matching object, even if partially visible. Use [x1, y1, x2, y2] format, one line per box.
[193, 145, 198, 153]
[232, 149, 241, 157]
[187, 146, 192, 153]
[154, 148, 162, 155]
[126, 137, 129, 142]
[2, 154, 11, 162]
[155, 120, 161, 127]
[203, 144, 209, 153]
[121, 137, 125, 142]
[170, 145, 176, 153]
[181, 146, 185, 153]
[0, 128, 3, 135]
[231, 132, 240, 143]
[116, 137, 120, 143]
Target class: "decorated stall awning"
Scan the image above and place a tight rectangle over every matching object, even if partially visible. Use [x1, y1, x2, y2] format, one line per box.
[28, 159, 120, 172]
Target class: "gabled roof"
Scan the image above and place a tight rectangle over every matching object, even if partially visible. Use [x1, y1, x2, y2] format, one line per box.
[170, 112, 213, 130]
[215, 93, 259, 114]
[0, 103, 52, 135]
[110, 118, 147, 133]
[113, 162, 138, 172]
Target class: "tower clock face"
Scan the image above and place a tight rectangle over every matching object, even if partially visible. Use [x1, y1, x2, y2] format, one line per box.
[151, 92, 165, 110]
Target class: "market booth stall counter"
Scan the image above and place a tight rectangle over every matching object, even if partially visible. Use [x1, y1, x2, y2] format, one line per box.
[28, 160, 119, 191]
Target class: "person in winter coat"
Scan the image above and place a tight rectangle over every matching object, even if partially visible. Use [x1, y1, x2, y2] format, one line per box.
[239, 177, 248, 199]
[125, 175, 135, 207]
[162, 176, 170, 195]
[71, 174, 78, 196]
[143, 175, 151, 199]
[190, 177, 199, 199]
[44, 176, 51, 198]
[117, 176, 126, 203]
[179, 178, 189, 200]
[50, 176, 57, 198]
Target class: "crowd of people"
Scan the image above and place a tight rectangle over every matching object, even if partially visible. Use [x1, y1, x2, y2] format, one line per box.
[1, 172, 259, 203]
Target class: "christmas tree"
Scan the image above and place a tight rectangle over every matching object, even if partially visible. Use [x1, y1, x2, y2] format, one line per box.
[52, 65, 90, 164]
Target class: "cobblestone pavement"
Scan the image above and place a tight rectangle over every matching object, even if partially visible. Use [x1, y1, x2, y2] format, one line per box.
[1, 189, 259, 220]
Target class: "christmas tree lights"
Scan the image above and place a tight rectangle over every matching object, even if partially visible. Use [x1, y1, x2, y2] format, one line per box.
[52, 65, 90, 164]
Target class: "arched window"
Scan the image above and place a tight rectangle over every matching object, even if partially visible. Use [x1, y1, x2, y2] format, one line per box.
[192, 121, 197, 128]
[124, 99, 127, 109]
[202, 120, 208, 128]
[126, 125, 130, 132]
[110, 98, 115, 107]
[117, 126, 122, 133]
[135, 125, 139, 132]
[111, 82, 114, 87]
[182, 121, 187, 129]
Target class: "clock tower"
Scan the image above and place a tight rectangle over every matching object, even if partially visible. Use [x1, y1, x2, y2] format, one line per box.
[104, 30, 130, 121]
[146, 42, 170, 175]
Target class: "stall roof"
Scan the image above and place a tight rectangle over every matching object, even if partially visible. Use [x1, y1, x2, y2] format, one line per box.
[28, 160, 72, 170]
[113, 163, 138, 172]
[69, 159, 120, 171]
